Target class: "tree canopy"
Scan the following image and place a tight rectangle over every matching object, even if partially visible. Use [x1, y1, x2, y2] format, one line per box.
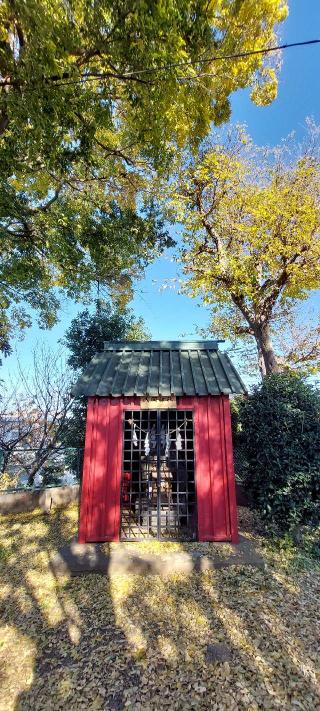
[61, 301, 150, 453]
[63, 300, 149, 371]
[0, 0, 288, 168]
[0, 0, 288, 355]
[0, 194, 169, 356]
[169, 123, 320, 376]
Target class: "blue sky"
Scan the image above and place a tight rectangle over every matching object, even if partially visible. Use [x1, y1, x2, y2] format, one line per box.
[2, 0, 320, 385]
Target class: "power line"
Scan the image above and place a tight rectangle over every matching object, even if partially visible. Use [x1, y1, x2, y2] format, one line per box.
[87, 38, 320, 79]
[1, 38, 319, 91]
[39, 38, 320, 89]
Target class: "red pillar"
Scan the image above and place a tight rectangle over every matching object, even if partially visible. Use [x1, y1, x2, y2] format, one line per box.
[222, 396, 239, 543]
[78, 397, 95, 544]
[183, 395, 239, 543]
[78, 397, 123, 543]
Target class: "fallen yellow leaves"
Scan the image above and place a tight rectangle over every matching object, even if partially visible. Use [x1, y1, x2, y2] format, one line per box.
[0, 504, 319, 711]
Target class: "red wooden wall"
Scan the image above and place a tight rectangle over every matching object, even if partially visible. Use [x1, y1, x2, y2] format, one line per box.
[78, 395, 239, 544]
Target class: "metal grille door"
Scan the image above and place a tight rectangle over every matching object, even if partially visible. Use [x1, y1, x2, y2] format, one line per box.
[121, 410, 196, 540]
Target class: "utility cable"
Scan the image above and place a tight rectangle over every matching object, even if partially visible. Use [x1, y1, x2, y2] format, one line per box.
[0, 39, 319, 90]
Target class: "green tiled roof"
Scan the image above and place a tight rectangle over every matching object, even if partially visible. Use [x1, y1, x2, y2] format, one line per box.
[72, 341, 247, 398]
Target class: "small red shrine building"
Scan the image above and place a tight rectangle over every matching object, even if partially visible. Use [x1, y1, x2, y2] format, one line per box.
[72, 341, 246, 544]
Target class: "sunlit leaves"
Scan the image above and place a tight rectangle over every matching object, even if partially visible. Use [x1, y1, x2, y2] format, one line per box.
[0, 0, 288, 172]
[0, 1, 288, 351]
[168, 123, 320, 374]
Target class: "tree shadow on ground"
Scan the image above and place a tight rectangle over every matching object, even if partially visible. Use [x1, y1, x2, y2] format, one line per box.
[0, 506, 319, 710]
[118, 561, 319, 709]
[0, 508, 132, 710]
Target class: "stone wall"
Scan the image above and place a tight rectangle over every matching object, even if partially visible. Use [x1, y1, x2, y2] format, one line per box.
[0, 482, 248, 516]
[0, 484, 80, 515]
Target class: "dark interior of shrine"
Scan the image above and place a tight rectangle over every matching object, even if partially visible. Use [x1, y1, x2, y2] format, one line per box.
[121, 409, 196, 540]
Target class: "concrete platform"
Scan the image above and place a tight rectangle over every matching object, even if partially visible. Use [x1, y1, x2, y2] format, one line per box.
[50, 535, 265, 577]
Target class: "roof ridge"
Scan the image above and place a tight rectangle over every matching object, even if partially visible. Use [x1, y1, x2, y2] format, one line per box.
[103, 340, 222, 351]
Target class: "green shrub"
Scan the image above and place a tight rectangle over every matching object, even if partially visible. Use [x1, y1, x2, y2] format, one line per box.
[236, 373, 320, 532]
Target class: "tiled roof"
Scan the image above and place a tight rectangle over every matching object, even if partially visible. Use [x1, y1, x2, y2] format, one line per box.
[72, 341, 246, 397]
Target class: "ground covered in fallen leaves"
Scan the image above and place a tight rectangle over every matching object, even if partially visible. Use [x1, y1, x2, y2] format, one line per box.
[0, 505, 319, 711]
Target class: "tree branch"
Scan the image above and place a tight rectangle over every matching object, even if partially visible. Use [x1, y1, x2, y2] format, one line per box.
[93, 137, 136, 167]
[261, 245, 310, 317]
[30, 185, 63, 213]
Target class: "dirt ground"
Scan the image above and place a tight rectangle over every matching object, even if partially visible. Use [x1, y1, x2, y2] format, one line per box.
[0, 505, 319, 711]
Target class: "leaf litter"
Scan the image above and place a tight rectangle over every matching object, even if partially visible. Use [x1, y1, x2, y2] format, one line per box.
[0, 504, 319, 710]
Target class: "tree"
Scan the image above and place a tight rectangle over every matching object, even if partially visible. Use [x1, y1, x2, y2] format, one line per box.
[0, 345, 73, 487]
[0, 1, 288, 352]
[207, 304, 320, 381]
[274, 307, 320, 375]
[0, 193, 170, 356]
[0, 1, 288, 164]
[63, 300, 149, 372]
[235, 373, 320, 532]
[61, 302, 150, 454]
[169, 123, 320, 376]
[0, 387, 37, 476]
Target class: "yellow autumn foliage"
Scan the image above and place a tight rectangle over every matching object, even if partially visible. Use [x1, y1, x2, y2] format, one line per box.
[168, 122, 320, 374]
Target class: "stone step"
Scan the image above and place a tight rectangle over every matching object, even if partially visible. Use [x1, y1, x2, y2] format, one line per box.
[50, 535, 265, 577]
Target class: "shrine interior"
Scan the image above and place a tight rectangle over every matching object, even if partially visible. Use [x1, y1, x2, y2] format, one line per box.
[121, 409, 196, 540]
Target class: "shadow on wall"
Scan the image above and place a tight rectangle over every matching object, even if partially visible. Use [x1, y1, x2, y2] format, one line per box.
[0, 506, 318, 709]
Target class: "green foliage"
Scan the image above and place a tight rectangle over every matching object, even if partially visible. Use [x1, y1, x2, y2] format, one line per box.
[0, 1, 288, 352]
[63, 300, 149, 372]
[236, 374, 320, 532]
[0, 334, 11, 364]
[39, 463, 64, 489]
[61, 302, 149, 458]
[265, 526, 320, 569]
[0, 192, 169, 355]
[0, 1, 288, 171]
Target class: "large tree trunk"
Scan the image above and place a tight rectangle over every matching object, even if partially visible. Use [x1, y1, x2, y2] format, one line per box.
[254, 323, 281, 377]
